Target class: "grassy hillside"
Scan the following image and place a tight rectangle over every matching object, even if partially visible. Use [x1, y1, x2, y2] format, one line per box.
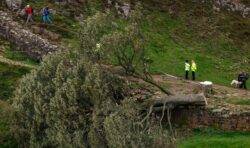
[0, 0, 249, 147]
[19, 1, 249, 88]
[141, 3, 250, 88]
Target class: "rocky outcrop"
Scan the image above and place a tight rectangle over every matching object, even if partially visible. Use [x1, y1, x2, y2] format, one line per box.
[214, 0, 250, 18]
[5, 0, 22, 10]
[0, 11, 62, 60]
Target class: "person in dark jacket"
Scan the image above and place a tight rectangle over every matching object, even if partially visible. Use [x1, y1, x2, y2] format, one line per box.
[238, 72, 248, 89]
[242, 72, 249, 89]
[184, 60, 190, 80]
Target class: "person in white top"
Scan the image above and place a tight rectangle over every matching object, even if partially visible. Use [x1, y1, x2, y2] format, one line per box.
[185, 60, 190, 80]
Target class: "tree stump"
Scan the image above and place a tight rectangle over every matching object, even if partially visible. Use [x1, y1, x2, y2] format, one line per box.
[199, 81, 213, 97]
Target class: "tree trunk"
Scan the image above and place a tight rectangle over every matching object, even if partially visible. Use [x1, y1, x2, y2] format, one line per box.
[142, 93, 207, 111]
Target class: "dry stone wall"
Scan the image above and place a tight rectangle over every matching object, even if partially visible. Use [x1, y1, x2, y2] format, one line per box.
[171, 107, 250, 131]
[0, 11, 62, 60]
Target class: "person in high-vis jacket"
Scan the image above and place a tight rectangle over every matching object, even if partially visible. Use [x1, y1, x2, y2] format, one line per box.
[191, 60, 197, 80]
[185, 60, 190, 79]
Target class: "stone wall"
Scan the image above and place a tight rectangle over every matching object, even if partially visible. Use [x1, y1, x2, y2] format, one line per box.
[0, 11, 61, 60]
[171, 107, 250, 131]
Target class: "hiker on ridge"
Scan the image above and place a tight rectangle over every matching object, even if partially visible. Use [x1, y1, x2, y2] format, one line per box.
[191, 60, 197, 81]
[185, 60, 190, 80]
[25, 5, 34, 24]
[42, 6, 52, 24]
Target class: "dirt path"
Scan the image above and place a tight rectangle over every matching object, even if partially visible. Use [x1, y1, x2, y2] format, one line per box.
[154, 73, 250, 96]
[150, 73, 250, 113]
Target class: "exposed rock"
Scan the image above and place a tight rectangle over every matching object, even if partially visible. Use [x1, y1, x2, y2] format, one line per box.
[108, 0, 131, 18]
[31, 26, 61, 42]
[5, 0, 22, 11]
[121, 3, 130, 18]
[214, 0, 250, 18]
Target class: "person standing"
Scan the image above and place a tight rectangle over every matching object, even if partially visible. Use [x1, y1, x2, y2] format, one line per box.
[25, 5, 34, 24]
[238, 72, 244, 88]
[185, 60, 190, 79]
[191, 60, 197, 80]
[42, 6, 52, 24]
[243, 72, 249, 89]
[239, 72, 249, 89]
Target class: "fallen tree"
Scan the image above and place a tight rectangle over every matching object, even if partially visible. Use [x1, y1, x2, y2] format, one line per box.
[141, 93, 207, 112]
[140, 93, 207, 137]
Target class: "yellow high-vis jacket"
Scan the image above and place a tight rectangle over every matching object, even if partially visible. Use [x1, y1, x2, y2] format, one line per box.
[185, 63, 190, 71]
[191, 63, 197, 72]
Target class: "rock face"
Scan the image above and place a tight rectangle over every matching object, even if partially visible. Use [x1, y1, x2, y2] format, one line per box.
[0, 11, 62, 60]
[107, 0, 131, 18]
[5, 0, 22, 10]
[214, 0, 250, 18]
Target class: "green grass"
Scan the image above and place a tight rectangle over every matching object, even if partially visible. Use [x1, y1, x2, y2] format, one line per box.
[20, 1, 250, 89]
[142, 11, 250, 88]
[226, 98, 250, 106]
[4, 46, 39, 66]
[0, 38, 39, 66]
[0, 62, 30, 100]
[178, 129, 250, 148]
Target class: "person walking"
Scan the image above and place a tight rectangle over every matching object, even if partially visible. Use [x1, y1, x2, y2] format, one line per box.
[25, 5, 34, 24]
[191, 60, 197, 80]
[42, 6, 52, 24]
[185, 60, 190, 79]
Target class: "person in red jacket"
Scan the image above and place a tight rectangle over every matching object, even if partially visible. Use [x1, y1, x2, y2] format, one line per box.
[25, 5, 34, 24]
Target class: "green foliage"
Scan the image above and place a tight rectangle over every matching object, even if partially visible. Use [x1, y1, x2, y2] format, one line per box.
[11, 10, 126, 147]
[104, 99, 173, 148]
[11, 9, 175, 147]
[12, 50, 125, 147]
[101, 3, 147, 74]
[79, 12, 114, 61]
[11, 49, 172, 147]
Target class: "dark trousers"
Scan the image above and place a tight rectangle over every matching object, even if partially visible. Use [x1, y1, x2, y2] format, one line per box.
[185, 71, 189, 79]
[192, 71, 195, 80]
[240, 81, 247, 89]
